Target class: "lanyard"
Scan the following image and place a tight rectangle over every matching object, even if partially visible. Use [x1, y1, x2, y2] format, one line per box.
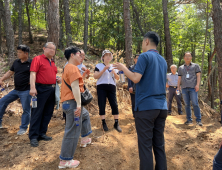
[185, 64, 191, 73]
[148, 49, 159, 53]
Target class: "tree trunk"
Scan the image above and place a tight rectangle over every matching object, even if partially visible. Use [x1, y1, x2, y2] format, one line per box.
[162, 0, 173, 72]
[58, 0, 64, 49]
[63, 0, 72, 46]
[211, 70, 214, 108]
[18, 0, 23, 45]
[130, 0, 144, 36]
[200, 0, 209, 82]
[89, 0, 93, 45]
[0, 0, 15, 66]
[25, 0, 34, 44]
[44, 0, 47, 21]
[0, 17, 2, 55]
[192, 44, 196, 63]
[212, 0, 222, 101]
[123, 0, 133, 67]
[47, 0, 59, 48]
[83, 0, 89, 53]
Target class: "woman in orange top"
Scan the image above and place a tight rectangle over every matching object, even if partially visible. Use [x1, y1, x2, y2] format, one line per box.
[58, 46, 92, 169]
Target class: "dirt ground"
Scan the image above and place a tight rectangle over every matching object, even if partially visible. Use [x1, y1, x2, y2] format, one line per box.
[0, 43, 222, 170]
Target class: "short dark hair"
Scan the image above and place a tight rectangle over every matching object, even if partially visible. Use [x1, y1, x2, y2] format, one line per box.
[184, 51, 192, 57]
[64, 46, 81, 61]
[134, 54, 140, 58]
[17, 45, 30, 53]
[143, 31, 160, 46]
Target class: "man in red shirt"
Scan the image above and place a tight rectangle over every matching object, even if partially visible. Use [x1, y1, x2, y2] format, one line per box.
[29, 42, 61, 147]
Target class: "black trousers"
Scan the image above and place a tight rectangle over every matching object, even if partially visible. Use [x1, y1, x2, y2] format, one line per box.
[97, 88, 119, 115]
[29, 85, 55, 140]
[167, 86, 182, 113]
[130, 93, 135, 117]
[135, 110, 168, 170]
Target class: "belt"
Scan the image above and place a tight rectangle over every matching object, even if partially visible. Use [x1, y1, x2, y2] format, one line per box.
[36, 83, 56, 88]
[169, 86, 177, 88]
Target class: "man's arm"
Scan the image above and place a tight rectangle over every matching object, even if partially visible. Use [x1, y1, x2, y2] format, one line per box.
[177, 76, 181, 91]
[30, 72, 37, 96]
[113, 63, 142, 84]
[166, 82, 169, 88]
[195, 72, 201, 92]
[0, 70, 14, 85]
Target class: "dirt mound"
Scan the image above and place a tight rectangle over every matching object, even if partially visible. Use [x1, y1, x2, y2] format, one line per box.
[0, 56, 222, 170]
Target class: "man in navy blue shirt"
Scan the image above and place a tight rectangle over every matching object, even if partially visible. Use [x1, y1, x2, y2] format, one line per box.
[114, 31, 168, 170]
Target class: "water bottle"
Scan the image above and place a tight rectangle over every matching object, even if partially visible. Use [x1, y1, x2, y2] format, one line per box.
[32, 96, 37, 108]
[119, 71, 125, 83]
[74, 116, 80, 126]
[176, 90, 180, 95]
[0, 85, 5, 92]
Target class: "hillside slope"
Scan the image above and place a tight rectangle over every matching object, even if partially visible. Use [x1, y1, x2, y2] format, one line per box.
[0, 55, 221, 170]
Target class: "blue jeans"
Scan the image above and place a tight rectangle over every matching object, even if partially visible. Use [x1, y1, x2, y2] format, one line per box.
[182, 88, 201, 122]
[213, 148, 222, 170]
[59, 100, 92, 160]
[0, 89, 31, 130]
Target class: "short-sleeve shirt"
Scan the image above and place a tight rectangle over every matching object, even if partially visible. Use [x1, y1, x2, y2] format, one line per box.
[60, 64, 84, 103]
[178, 63, 201, 89]
[64, 62, 86, 75]
[133, 50, 168, 111]
[167, 73, 178, 87]
[94, 63, 118, 91]
[30, 54, 57, 84]
[10, 59, 32, 91]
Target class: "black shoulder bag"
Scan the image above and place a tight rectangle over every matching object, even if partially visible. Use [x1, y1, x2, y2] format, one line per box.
[63, 79, 93, 106]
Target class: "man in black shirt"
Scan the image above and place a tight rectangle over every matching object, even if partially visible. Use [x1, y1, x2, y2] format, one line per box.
[0, 45, 32, 135]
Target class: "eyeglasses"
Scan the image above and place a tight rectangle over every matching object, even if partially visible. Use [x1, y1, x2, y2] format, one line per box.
[45, 47, 56, 51]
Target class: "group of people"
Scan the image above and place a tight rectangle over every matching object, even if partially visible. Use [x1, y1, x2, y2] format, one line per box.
[0, 31, 221, 169]
[166, 52, 202, 126]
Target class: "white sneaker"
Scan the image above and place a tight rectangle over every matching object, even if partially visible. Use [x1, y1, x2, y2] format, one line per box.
[80, 138, 92, 148]
[58, 160, 80, 169]
[17, 129, 27, 135]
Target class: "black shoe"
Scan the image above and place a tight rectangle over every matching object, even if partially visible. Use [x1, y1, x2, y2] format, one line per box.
[102, 123, 109, 131]
[38, 134, 52, 141]
[196, 121, 203, 126]
[30, 139, 39, 147]
[179, 112, 183, 115]
[184, 121, 193, 125]
[114, 124, 122, 132]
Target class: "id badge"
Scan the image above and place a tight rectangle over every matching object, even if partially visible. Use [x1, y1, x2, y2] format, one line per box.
[186, 74, 189, 78]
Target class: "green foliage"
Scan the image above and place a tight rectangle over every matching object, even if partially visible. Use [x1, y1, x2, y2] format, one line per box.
[7, 0, 215, 73]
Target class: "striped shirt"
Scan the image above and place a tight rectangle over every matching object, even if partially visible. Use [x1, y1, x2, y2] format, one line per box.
[167, 72, 178, 87]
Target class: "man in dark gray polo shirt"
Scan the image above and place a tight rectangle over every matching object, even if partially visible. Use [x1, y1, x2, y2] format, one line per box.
[166, 64, 182, 115]
[177, 52, 202, 126]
